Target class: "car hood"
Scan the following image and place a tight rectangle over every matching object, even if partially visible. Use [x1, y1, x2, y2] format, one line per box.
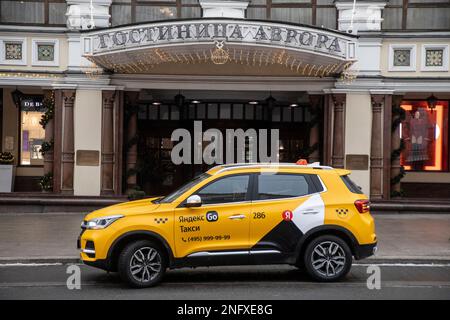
[84, 197, 163, 221]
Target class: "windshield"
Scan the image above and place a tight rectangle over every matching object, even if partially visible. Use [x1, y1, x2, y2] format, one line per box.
[159, 173, 211, 203]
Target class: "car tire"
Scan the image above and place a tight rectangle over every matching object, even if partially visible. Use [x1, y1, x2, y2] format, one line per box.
[118, 240, 167, 288]
[303, 235, 352, 282]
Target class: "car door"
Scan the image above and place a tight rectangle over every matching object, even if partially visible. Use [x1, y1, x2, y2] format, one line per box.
[249, 172, 325, 262]
[174, 174, 252, 260]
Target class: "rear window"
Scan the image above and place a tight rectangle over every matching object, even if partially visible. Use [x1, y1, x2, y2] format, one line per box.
[341, 175, 363, 194]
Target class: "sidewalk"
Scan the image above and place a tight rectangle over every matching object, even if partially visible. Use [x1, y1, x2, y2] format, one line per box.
[0, 212, 449, 263]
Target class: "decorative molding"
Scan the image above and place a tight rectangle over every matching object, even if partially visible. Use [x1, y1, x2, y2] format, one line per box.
[388, 44, 417, 72]
[420, 44, 449, 72]
[0, 37, 27, 66]
[31, 38, 60, 67]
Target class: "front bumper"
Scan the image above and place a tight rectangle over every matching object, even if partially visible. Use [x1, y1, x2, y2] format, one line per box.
[354, 242, 377, 260]
[83, 259, 110, 271]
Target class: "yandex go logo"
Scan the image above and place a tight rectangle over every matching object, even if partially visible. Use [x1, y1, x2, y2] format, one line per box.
[282, 210, 293, 221]
[206, 211, 219, 222]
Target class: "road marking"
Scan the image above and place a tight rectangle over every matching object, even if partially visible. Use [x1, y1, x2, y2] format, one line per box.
[0, 263, 63, 267]
[353, 263, 450, 267]
[0, 262, 449, 268]
[1, 281, 449, 289]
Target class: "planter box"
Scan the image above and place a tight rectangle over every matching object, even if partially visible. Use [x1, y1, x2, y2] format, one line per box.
[0, 164, 14, 192]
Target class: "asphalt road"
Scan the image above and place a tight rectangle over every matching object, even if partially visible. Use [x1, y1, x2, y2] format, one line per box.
[0, 263, 449, 300]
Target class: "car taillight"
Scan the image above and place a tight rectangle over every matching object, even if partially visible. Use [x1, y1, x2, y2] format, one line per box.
[354, 199, 370, 213]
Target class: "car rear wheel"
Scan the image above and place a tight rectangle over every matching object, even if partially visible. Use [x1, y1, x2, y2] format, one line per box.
[118, 240, 167, 288]
[303, 235, 352, 282]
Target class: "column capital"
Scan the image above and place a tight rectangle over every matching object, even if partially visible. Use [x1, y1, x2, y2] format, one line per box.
[62, 90, 76, 104]
[103, 90, 116, 105]
[332, 93, 346, 112]
[371, 94, 384, 112]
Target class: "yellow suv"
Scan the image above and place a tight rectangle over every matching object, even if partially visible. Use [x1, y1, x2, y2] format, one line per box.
[78, 162, 377, 287]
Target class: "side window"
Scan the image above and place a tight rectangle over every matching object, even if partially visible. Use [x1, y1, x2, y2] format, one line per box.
[257, 174, 320, 200]
[195, 175, 250, 205]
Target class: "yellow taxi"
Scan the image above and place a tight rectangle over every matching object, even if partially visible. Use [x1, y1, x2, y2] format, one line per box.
[78, 161, 377, 287]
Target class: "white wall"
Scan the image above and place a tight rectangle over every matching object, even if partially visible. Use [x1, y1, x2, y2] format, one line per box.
[73, 89, 102, 196]
[344, 93, 372, 195]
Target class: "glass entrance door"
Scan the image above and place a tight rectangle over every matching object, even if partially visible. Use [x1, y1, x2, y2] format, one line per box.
[135, 99, 313, 196]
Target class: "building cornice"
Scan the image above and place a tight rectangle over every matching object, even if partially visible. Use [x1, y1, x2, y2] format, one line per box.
[0, 25, 68, 34]
[358, 31, 450, 39]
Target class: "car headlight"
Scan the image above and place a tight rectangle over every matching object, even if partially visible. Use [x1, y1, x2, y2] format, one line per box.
[82, 215, 124, 230]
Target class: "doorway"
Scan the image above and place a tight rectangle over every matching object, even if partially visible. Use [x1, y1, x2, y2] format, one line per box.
[134, 91, 315, 196]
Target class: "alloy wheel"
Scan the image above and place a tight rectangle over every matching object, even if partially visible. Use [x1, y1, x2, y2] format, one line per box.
[310, 241, 346, 278]
[129, 247, 162, 283]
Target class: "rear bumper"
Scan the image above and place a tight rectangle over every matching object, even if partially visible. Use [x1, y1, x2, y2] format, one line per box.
[354, 242, 377, 260]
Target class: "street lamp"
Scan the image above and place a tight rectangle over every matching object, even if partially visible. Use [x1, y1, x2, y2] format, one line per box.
[11, 88, 23, 108]
[174, 92, 185, 107]
[427, 94, 438, 111]
[265, 94, 276, 109]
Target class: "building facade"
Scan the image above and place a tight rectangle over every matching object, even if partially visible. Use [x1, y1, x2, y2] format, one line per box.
[0, 0, 449, 200]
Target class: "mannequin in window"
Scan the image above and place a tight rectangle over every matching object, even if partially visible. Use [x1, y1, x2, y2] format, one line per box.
[404, 109, 432, 170]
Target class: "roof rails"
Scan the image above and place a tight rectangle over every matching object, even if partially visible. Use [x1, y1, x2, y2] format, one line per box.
[211, 162, 334, 174]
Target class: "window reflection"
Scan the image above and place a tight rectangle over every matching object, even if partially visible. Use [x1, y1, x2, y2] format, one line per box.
[400, 101, 448, 171]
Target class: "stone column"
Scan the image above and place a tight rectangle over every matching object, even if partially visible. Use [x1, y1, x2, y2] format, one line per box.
[101, 90, 116, 195]
[331, 94, 346, 168]
[43, 90, 54, 178]
[391, 95, 404, 197]
[382, 94, 393, 199]
[114, 90, 124, 195]
[125, 91, 139, 192]
[52, 90, 62, 193]
[370, 95, 384, 200]
[61, 90, 76, 194]
[308, 95, 322, 163]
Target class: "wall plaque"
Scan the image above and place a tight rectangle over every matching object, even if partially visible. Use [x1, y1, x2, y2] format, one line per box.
[76, 150, 100, 166]
[345, 154, 369, 170]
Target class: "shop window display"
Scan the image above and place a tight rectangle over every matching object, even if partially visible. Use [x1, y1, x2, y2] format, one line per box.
[400, 101, 449, 171]
[20, 97, 45, 166]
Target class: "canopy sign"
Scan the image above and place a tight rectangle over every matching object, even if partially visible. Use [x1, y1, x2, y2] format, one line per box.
[84, 19, 356, 61]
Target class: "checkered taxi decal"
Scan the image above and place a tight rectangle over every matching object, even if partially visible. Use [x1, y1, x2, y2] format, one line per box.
[154, 218, 168, 224]
[336, 208, 349, 217]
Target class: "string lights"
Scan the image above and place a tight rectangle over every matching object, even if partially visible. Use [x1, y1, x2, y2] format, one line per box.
[86, 43, 353, 78]
[0, 72, 61, 79]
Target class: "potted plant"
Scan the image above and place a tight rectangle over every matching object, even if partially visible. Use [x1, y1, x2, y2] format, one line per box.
[0, 152, 15, 192]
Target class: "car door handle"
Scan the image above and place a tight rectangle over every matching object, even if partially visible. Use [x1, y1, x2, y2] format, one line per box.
[229, 214, 246, 220]
[300, 209, 319, 214]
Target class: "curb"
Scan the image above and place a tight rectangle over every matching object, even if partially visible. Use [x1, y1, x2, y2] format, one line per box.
[1, 256, 450, 265]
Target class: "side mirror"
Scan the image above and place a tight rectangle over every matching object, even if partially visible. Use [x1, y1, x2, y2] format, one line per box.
[186, 195, 202, 208]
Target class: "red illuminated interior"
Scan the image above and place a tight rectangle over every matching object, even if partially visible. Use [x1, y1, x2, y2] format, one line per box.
[400, 101, 448, 171]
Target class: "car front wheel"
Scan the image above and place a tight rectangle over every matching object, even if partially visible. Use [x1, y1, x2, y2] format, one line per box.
[303, 235, 352, 282]
[118, 240, 167, 288]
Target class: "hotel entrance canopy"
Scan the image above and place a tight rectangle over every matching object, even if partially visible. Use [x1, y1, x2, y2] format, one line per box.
[81, 18, 357, 77]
